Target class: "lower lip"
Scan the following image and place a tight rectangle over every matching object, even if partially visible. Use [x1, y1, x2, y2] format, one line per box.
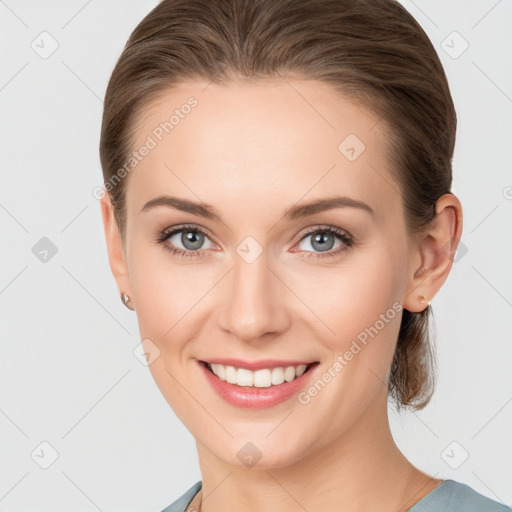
[198, 361, 318, 409]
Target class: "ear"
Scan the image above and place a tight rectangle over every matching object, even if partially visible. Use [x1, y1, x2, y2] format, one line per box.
[403, 193, 463, 313]
[100, 193, 132, 301]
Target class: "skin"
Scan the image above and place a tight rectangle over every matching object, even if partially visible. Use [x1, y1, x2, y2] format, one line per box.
[101, 77, 463, 512]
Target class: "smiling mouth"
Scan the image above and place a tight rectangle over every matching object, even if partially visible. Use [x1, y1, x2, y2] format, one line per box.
[200, 361, 319, 388]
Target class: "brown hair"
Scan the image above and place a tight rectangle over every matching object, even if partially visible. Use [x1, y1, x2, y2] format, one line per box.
[99, 0, 456, 410]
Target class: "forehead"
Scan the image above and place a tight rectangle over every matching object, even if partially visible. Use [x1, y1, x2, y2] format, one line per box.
[126, 78, 398, 219]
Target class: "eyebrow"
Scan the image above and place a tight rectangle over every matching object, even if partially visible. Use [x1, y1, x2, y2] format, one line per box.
[140, 194, 375, 220]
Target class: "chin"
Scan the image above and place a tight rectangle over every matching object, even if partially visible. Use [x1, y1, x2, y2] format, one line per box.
[209, 434, 313, 470]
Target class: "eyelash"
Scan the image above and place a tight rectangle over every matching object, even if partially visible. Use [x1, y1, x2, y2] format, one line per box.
[155, 224, 354, 260]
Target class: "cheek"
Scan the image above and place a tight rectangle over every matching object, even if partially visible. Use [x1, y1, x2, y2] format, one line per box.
[128, 237, 212, 339]
[127, 240, 225, 420]
[127, 242, 214, 424]
[306, 245, 404, 337]
[301, 240, 407, 396]
[294, 250, 405, 431]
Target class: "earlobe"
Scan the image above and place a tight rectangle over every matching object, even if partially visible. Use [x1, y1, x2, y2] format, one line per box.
[100, 193, 132, 300]
[403, 193, 463, 313]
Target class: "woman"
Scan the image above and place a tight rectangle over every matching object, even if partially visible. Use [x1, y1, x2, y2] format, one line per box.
[98, 0, 510, 511]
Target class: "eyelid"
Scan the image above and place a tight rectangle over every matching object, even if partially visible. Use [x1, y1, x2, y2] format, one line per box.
[293, 224, 351, 244]
[159, 223, 217, 245]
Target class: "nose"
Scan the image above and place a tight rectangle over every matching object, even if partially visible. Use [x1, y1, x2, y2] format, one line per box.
[216, 251, 291, 343]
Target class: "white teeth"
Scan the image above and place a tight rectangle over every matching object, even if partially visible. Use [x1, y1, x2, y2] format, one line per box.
[211, 363, 226, 381]
[254, 369, 272, 388]
[284, 366, 296, 382]
[208, 363, 311, 387]
[296, 364, 307, 377]
[225, 365, 237, 384]
[237, 368, 253, 386]
[271, 367, 285, 386]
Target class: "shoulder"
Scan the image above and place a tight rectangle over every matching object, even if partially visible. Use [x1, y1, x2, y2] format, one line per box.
[409, 479, 511, 512]
[160, 481, 202, 512]
[159, 479, 511, 512]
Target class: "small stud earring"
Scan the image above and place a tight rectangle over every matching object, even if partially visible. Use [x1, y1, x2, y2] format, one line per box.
[420, 296, 431, 306]
[121, 292, 135, 311]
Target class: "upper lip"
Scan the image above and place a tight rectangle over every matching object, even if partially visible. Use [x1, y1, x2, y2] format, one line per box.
[199, 358, 319, 371]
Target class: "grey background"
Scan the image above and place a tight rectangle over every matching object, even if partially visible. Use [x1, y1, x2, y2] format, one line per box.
[1, 0, 511, 510]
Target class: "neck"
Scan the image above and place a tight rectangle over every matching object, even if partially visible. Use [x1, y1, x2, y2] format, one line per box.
[195, 391, 441, 512]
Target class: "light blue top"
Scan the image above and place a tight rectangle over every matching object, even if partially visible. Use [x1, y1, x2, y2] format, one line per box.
[161, 479, 511, 512]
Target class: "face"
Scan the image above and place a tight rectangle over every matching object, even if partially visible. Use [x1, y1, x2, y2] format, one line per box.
[109, 78, 420, 468]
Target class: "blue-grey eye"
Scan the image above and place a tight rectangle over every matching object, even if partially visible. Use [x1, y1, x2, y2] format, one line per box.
[168, 229, 214, 251]
[299, 230, 343, 253]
